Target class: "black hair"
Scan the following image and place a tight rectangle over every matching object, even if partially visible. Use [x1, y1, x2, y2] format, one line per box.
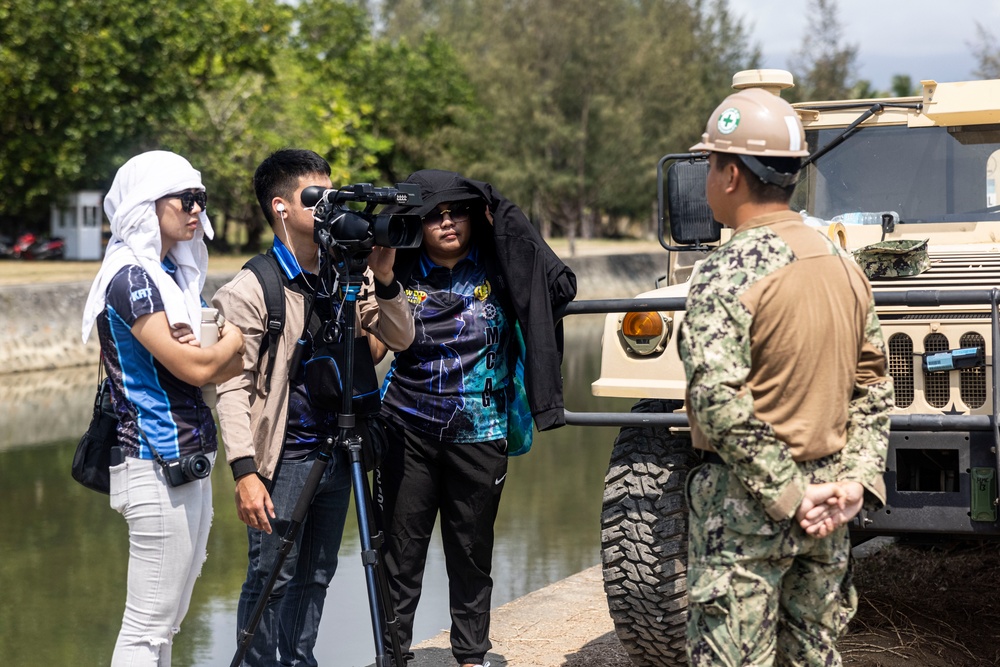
[253, 149, 331, 226]
[713, 152, 800, 204]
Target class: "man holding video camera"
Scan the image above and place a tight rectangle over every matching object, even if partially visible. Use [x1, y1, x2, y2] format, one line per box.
[212, 148, 415, 666]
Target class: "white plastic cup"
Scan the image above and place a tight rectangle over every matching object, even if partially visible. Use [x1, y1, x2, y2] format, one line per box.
[200, 307, 220, 409]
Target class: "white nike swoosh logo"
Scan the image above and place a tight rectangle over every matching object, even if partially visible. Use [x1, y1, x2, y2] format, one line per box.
[494, 474, 507, 486]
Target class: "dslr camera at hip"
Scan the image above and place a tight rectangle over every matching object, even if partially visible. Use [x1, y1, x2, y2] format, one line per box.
[162, 452, 212, 487]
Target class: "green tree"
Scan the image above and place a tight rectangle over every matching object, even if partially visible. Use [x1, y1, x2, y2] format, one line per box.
[787, 0, 858, 102]
[291, 0, 478, 184]
[971, 22, 1000, 79]
[890, 74, 919, 97]
[163, 54, 319, 253]
[0, 0, 286, 234]
[379, 0, 757, 245]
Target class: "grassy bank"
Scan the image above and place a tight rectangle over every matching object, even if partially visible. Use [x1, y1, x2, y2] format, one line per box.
[0, 237, 661, 287]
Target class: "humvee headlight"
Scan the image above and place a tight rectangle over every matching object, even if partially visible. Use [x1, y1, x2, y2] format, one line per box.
[620, 311, 671, 356]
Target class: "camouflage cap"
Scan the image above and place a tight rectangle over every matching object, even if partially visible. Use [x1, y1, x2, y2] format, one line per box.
[853, 239, 930, 280]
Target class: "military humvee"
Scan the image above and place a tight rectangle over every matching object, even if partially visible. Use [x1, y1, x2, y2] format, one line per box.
[588, 70, 1000, 666]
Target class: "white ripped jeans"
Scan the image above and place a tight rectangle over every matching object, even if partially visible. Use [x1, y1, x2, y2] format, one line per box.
[108, 453, 215, 666]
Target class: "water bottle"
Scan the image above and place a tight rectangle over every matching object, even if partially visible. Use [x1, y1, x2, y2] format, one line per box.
[200, 307, 220, 409]
[831, 211, 898, 226]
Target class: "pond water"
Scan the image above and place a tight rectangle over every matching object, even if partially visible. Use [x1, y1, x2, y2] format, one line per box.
[0, 316, 632, 667]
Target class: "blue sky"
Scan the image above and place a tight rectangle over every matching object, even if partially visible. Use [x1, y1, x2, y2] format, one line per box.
[725, 0, 1000, 90]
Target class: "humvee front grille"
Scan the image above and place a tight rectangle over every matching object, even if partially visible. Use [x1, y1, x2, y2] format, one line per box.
[888, 334, 914, 407]
[960, 332, 986, 408]
[923, 333, 950, 407]
[885, 329, 989, 412]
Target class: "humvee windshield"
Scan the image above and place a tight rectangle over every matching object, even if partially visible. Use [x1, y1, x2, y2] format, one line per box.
[791, 125, 1000, 223]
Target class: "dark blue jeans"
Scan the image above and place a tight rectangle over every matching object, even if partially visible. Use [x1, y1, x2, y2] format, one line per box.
[236, 450, 352, 666]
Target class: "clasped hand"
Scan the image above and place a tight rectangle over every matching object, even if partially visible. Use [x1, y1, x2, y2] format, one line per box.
[795, 481, 865, 538]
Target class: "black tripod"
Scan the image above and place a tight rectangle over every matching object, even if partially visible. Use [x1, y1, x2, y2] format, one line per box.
[231, 251, 404, 667]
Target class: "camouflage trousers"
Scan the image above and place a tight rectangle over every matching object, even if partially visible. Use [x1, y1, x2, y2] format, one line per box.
[685, 461, 857, 667]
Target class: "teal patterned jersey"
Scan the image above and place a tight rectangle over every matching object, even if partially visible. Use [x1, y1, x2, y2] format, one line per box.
[382, 247, 511, 443]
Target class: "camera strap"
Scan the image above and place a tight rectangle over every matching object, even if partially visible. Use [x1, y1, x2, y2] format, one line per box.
[245, 251, 331, 390]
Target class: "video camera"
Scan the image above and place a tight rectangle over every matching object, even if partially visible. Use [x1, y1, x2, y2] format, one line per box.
[301, 183, 423, 256]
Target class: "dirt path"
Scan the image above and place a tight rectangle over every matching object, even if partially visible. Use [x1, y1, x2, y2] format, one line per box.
[843, 541, 1000, 666]
[399, 543, 1000, 667]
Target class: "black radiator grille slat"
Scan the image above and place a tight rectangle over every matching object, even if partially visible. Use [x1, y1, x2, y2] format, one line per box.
[870, 251, 1000, 288]
[888, 334, 914, 408]
[923, 333, 951, 408]
[960, 332, 987, 409]
[882, 313, 991, 321]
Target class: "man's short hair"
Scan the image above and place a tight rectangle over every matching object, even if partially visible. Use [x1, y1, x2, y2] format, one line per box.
[714, 152, 801, 204]
[253, 149, 331, 226]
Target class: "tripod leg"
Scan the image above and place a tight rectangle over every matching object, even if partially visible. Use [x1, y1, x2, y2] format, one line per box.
[361, 463, 406, 665]
[333, 273, 404, 665]
[230, 450, 331, 667]
[347, 446, 398, 667]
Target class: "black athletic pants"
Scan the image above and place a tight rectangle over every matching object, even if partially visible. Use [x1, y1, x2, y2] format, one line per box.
[375, 420, 508, 666]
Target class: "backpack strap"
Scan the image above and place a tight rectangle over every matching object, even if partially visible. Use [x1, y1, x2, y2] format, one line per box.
[244, 253, 285, 393]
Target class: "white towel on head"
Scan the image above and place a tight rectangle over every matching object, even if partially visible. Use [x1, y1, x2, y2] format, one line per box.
[81, 150, 215, 343]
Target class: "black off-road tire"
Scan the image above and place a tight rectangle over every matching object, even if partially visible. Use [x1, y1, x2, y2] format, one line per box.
[601, 399, 699, 667]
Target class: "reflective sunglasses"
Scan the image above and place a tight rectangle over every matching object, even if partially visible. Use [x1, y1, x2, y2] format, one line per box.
[164, 190, 208, 213]
[422, 203, 471, 226]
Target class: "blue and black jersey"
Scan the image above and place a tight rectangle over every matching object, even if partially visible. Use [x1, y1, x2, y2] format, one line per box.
[381, 247, 510, 443]
[271, 238, 342, 460]
[96, 262, 217, 461]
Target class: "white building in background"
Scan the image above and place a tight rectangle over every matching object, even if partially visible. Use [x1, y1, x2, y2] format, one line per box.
[51, 190, 103, 260]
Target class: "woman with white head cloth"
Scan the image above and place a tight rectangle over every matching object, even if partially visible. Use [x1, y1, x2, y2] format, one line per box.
[82, 150, 244, 666]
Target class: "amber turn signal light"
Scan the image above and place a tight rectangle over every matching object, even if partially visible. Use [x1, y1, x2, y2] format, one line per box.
[621, 311, 664, 338]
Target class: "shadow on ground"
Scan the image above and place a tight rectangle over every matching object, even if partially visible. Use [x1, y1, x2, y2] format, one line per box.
[843, 541, 1000, 667]
[405, 646, 510, 666]
[560, 630, 632, 666]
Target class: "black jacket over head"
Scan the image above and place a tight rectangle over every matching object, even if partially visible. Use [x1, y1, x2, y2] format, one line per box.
[388, 169, 577, 431]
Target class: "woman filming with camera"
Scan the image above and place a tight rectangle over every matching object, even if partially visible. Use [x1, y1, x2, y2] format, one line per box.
[375, 170, 576, 667]
[81, 150, 244, 666]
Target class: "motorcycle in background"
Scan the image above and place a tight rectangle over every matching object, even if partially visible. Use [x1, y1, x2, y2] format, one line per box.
[0, 235, 14, 259]
[6, 232, 65, 260]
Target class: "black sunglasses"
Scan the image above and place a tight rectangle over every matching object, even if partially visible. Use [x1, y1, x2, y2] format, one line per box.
[422, 203, 471, 226]
[164, 190, 208, 213]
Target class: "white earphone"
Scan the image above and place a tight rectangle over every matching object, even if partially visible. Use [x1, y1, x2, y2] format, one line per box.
[276, 202, 286, 213]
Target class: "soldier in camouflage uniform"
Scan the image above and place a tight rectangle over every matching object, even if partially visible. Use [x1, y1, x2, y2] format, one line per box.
[678, 88, 894, 667]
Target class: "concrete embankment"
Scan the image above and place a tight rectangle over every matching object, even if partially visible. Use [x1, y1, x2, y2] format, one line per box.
[385, 538, 900, 667]
[0, 251, 666, 374]
[397, 565, 632, 667]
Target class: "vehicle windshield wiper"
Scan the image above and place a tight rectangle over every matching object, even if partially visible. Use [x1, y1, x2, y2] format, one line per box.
[800, 102, 923, 167]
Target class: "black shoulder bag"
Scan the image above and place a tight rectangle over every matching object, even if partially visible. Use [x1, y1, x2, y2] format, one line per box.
[71, 359, 119, 494]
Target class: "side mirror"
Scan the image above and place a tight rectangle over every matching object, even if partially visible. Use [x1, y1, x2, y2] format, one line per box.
[664, 158, 721, 246]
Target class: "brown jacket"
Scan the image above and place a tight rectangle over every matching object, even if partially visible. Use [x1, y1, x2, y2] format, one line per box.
[690, 212, 883, 461]
[681, 210, 892, 520]
[212, 266, 414, 481]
